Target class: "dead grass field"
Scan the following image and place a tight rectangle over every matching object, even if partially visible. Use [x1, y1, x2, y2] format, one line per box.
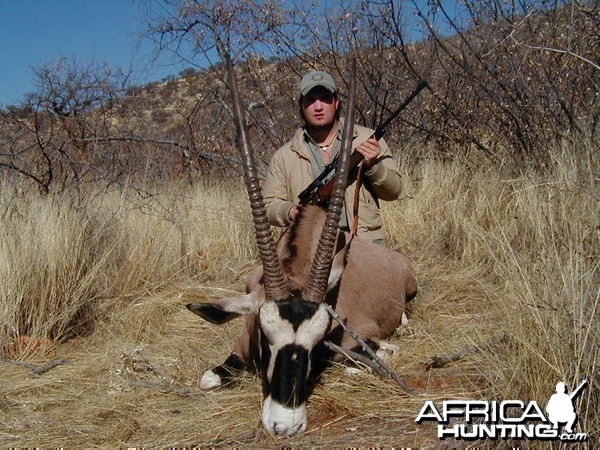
[0, 140, 598, 448]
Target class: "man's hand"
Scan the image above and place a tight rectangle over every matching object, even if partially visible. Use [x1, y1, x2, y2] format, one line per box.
[355, 138, 381, 167]
[288, 204, 302, 222]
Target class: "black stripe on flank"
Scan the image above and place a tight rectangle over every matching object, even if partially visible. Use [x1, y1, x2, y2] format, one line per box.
[277, 300, 320, 331]
[270, 344, 310, 408]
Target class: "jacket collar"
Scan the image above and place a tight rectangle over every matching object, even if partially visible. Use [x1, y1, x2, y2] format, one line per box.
[289, 118, 358, 158]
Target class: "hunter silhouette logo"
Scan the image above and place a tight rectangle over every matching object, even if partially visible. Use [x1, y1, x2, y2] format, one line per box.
[416, 379, 589, 442]
[546, 379, 587, 434]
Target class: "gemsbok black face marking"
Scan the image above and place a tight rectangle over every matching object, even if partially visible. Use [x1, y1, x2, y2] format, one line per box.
[255, 299, 330, 434]
[186, 56, 417, 436]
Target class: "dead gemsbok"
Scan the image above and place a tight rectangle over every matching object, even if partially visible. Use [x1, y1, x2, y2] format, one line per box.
[186, 57, 417, 436]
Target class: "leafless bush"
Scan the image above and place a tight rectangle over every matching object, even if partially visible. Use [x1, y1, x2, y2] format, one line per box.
[2, 1, 597, 195]
[0, 58, 131, 194]
[416, 1, 598, 164]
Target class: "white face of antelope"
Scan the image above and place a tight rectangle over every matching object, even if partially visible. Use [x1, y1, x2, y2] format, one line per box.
[257, 298, 330, 436]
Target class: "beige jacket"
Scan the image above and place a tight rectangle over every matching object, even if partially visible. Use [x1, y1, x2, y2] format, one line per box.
[263, 120, 402, 242]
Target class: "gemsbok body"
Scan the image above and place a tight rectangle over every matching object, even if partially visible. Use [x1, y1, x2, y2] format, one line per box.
[186, 56, 417, 436]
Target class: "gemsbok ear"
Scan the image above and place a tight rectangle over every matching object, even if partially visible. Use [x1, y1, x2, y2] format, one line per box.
[187, 290, 264, 324]
[187, 303, 241, 324]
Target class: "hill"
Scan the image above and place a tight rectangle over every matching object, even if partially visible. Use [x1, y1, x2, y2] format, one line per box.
[1, 1, 597, 194]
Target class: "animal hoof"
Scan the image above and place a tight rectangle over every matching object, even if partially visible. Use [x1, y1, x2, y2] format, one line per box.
[377, 342, 400, 361]
[344, 367, 363, 376]
[401, 311, 409, 326]
[200, 370, 222, 389]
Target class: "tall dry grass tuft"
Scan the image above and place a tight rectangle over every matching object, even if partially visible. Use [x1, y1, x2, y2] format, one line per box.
[386, 136, 598, 442]
[486, 139, 599, 440]
[0, 179, 254, 352]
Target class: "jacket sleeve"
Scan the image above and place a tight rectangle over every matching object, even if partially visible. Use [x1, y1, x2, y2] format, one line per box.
[263, 149, 295, 227]
[363, 137, 402, 201]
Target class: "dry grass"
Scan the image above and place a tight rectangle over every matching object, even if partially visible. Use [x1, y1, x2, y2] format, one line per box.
[0, 139, 597, 448]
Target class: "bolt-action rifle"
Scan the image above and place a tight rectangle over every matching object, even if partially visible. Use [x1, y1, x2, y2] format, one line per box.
[297, 80, 428, 207]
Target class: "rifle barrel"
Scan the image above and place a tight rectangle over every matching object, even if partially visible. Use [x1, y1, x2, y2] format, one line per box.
[569, 379, 588, 400]
[373, 80, 428, 139]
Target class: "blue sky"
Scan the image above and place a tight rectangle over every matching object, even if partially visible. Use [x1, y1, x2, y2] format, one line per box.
[0, 1, 463, 108]
[0, 0, 189, 107]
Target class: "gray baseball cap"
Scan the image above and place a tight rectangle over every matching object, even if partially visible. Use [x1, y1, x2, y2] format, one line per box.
[299, 70, 337, 97]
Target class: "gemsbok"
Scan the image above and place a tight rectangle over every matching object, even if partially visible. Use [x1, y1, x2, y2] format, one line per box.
[186, 56, 417, 436]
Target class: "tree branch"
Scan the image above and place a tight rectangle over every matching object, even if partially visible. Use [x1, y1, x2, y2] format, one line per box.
[82, 135, 241, 166]
[324, 303, 414, 395]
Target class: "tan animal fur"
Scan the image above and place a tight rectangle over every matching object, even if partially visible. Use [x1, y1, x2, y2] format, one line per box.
[226, 204, 417, 367]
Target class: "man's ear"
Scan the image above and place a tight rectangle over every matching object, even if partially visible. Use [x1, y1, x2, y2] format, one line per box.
[186, 290, 264, 325]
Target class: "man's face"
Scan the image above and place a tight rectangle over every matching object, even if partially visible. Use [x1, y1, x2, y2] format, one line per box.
[301, 86, 339, 130]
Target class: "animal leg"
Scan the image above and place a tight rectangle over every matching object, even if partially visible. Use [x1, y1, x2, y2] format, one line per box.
[339, 340, 399, 377]
[340, 338, 380, 376]
[401, 311, 409, 326]
[377, 341, 400, 357]
[200, 314, 260, 389]
[335, 321, 382, 362]
[200, 352, 247, 389]
[332, 321, 401, 375]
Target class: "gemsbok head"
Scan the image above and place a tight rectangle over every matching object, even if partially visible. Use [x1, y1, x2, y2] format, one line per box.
[186, 56, 417, 436]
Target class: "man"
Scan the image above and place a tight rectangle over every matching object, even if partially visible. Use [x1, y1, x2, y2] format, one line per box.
[263, 70, 402, 243]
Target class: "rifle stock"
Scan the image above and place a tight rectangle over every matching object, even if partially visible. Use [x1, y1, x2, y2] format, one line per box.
[297, 80, 427, 207]
[302, 151, 365, 207]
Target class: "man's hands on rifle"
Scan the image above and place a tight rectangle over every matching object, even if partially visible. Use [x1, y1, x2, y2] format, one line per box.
[355, 138, 381, 168]
[288, 204, 302, 222]
[295, 137, 383, 210]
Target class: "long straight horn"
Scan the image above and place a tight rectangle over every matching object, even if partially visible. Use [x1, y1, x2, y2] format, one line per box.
[224, 53, 288, 302]
[303, 60, 357, 303]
